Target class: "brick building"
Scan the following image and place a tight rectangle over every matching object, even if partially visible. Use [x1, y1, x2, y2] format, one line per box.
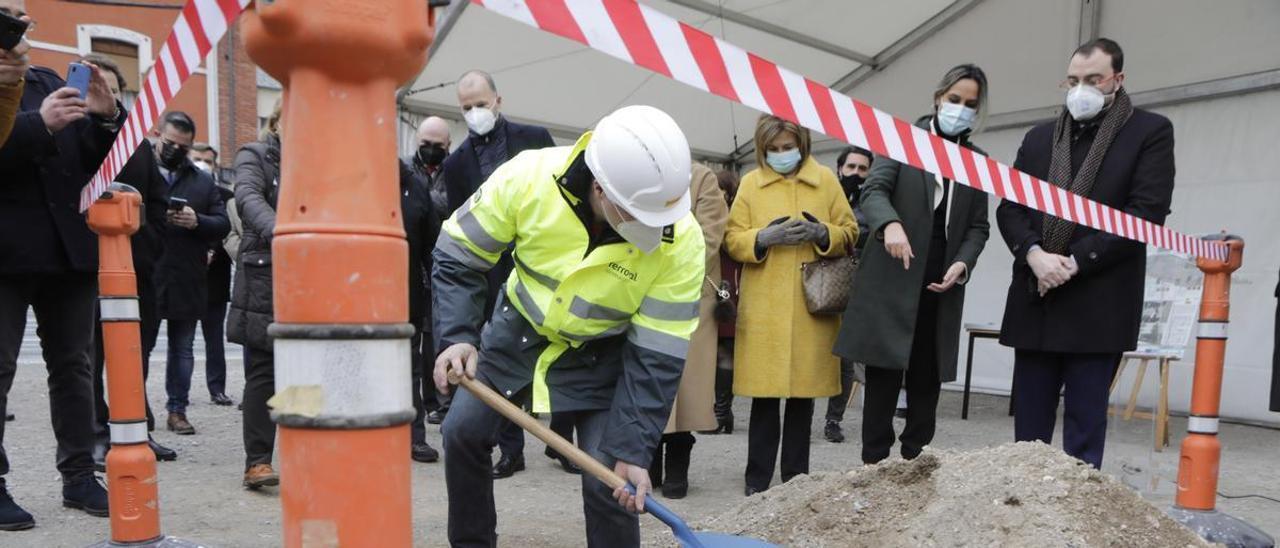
[26, 0, 263, 169]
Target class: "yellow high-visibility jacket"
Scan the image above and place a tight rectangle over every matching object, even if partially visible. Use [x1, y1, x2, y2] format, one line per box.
[432, 132, 704, 468]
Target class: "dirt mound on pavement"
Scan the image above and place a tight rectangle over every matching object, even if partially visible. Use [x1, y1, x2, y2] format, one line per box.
[699, 442, 1211, 547]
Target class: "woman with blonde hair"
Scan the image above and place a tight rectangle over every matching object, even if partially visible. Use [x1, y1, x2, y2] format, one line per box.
[724, 114, 858, 495]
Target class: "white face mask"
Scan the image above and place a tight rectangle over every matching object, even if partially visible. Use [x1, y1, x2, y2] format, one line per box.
[193, 160, 213, 173]
[935, 102, 977, 136]
[464, 107, 497, 136]
[1065, 84, 1106, 121]
[604, 196, 661, 253]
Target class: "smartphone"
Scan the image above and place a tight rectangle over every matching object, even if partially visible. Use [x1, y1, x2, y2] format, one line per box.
[67, 63, 92, 99]
[0, 11, 27, 51]
[168, 196, 189, 213]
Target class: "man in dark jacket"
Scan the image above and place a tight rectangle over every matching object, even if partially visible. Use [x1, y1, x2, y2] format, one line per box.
[0, 45, 123, 526]
[152, 112, 230, 437]
[997, 39, 1175, 469]
[190, 142, 235, 407]
[85, 54, 177, 467]
[399, 160, 442, 463]
[439, 70, 558, 479]
[411, 116, 452, 424]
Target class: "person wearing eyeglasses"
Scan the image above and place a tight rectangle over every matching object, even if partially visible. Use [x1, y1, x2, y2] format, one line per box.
[996, 38, 1175, 469]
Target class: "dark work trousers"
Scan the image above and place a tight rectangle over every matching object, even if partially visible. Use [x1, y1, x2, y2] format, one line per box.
[824, 358, 858, 423]
[242, 346, 276, 469]
[163, 319, 199, 414]
[744, 397, 814, 491]
[410, 328, 427, 445]
[496, 407, 575, 459]
[0, 273, 98, 486]
[1013, 350, 1120, 469]
[442, 379, 637, 547]
[93, 277, 161, 437]
[201, 302, 228, 397]
[862, 288, 943, 464]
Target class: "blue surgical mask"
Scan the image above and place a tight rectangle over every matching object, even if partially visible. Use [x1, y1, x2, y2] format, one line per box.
[936, 102, 977, 136]
[766, 148, 802, 174]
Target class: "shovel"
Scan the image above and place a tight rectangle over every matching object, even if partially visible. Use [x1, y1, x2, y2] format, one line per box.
[455, 375, 777, 548]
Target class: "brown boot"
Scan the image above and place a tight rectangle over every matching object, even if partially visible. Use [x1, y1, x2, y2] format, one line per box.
[166, 413, 195, 435]
[243, 464, 279, 490]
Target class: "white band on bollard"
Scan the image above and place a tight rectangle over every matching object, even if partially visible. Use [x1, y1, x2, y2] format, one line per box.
[109, 421, 149, 444]
[1187, 416, 1220, 434]
[1197, 321, 1228, 339]
[99, 297, 141, 322]
[274, 338, 412, 420]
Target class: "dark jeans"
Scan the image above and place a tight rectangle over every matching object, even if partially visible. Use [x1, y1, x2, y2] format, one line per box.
[242, 346, 276, 469]
[202, 302, 228, 397]
[495, 408, 574, 459]
[0, 273, 98, 485]
[744, 397, 813, 491]
[442, 379, 637, 548]
[93, 279, 160, 436]
[163, 319, 199, 414]
[824, 359, 858, 423]
[1013, 350, 1119, 469]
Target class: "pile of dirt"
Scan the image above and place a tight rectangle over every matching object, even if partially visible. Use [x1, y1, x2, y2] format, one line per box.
[699, 442, 1211, 547]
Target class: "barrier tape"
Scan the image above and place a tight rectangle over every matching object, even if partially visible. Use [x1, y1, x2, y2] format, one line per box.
[77, 0, 251, 212]
[473, 0, 1227, 261]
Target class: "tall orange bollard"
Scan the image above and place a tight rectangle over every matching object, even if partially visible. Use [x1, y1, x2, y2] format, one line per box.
[1167, 235, 1273, 548]
[241, 2, 433, 546]
[87, 183, 202, 548]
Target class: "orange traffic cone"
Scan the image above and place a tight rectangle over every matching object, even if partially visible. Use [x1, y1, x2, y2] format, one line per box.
[241, 1, 433, 546]
[1167, 234, 1273, 548]
[86, 183, 203, 548]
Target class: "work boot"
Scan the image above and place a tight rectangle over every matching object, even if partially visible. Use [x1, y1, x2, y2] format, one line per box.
[243, 464, 280, 490]
[648, 443, 664, 488]
[411, 442, 439, 463]
[0, 487, 34, 531]
[62, 478, 109, 517]
[661, 434, 694, 499]
[824, 420, 845, 443]
[167, 413, 195, 435]
[491, 454, 525, 479]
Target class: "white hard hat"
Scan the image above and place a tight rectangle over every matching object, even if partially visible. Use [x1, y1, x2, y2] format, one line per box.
[585, 105, 692, 228]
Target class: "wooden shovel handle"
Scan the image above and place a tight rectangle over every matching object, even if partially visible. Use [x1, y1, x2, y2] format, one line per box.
[455, 374, 627, 491]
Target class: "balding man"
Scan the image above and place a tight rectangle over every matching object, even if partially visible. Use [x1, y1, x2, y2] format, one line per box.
[412, 116, 451, 214]
[437, 70, 558, 480]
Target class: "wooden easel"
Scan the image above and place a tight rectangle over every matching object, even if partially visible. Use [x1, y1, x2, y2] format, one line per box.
[1108, 351, 1179, 451]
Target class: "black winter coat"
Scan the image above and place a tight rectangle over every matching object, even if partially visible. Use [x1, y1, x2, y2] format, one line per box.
[0, 66, 125, 275]
[997, 108, 1175, 354]
[399, 160, 441, 329]
[112, 140, 172, 283]
[227, 137, 280, 351]
[155, 160, 229, 321]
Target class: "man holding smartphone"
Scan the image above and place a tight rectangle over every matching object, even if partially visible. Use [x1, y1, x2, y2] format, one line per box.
[0, 0, 125, 530]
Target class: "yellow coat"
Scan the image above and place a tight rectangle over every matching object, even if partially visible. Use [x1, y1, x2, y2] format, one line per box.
[724, 156, 858, 398]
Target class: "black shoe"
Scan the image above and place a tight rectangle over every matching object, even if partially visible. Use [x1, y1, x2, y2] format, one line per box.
[662, 480, 688, 499]
[412, 443, 439, 463]
[62, 478, 109, 517]
[744, 485, 764, 497]
[426, 410, 445, 425]
[3, 413, 12, 422]
[824, 420, 845, 443]
[491, 454, 525, 479]
[0, 487, 34, 531]
[543, 447, 581, 475]
[211, 393, 234, 406]
[150, 437, 177, 461]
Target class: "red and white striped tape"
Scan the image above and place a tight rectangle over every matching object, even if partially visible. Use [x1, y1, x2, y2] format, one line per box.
[77, 0, 251, 212]
[473, 0, 1227, 261]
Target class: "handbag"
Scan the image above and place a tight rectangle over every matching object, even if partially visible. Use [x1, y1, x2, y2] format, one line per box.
[706, 276, 736, 323]
[801, 250, 859, 316]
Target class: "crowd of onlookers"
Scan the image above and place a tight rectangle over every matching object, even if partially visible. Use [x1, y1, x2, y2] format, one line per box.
[0, 3, 1177, 539]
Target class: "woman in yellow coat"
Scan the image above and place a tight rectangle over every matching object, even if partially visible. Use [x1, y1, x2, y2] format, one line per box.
[725, 115, 858, 495]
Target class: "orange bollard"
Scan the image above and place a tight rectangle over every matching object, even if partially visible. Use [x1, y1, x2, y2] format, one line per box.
[241, 2, 433, 546]
[87, 183, 202, 548]
[1167, 235, 1273, 547]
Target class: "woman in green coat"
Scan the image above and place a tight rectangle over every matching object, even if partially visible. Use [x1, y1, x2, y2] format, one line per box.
[833, 64, 991, 464]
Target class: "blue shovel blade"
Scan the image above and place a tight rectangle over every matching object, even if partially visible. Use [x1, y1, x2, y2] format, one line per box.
[630, 486, 777, 548]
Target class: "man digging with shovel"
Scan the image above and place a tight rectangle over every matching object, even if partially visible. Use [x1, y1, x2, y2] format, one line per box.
[432, 105, 704, 547]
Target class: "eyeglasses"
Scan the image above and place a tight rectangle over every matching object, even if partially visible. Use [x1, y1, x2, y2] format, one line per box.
[1058, 74, 1118, 90]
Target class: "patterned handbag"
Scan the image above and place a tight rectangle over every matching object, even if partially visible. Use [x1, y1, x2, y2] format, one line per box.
[801, 251, 858, 315]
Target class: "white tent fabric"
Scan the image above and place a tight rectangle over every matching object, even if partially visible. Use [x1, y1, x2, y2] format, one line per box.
[399, 0, 1280, 423]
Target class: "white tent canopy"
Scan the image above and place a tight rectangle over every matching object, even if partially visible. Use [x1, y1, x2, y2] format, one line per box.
[399, 0, 1280, 423]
